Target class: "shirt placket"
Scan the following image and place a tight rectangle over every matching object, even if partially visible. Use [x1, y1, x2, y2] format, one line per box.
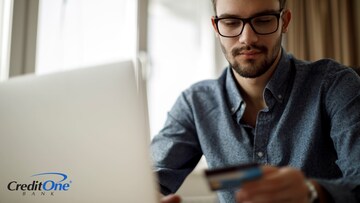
[253, 107, 273, 164]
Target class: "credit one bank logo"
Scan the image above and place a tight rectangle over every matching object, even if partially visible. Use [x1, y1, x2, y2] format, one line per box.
[7, 172, 72, 196]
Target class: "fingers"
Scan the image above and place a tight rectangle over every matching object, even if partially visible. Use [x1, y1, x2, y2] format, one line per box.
[236, 166, 309, 203]
[161, 194, 181, 203]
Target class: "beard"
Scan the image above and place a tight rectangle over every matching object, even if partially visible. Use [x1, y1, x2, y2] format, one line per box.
[220, 35, 282, 78]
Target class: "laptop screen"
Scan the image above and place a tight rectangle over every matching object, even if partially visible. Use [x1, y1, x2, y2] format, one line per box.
[0, 61, 158, 203]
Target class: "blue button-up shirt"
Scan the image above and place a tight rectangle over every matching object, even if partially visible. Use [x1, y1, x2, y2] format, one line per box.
[151, 50, 360, 202]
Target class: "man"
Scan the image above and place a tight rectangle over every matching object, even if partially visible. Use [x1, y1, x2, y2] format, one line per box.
[154, 0, 360, 202]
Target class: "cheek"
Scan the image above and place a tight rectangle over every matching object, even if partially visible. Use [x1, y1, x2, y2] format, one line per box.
[259, 35, 281, 51]
[268, 31, 283, 45]
[268, 34, 283, 51]
[219, 38, 236, 55]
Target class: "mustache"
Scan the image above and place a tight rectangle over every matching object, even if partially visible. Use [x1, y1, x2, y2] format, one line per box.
[231, 45, 267, 57]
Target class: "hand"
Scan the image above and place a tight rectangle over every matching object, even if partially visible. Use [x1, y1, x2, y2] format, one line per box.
[160, 194, 181, 203]
[236, 165, 309, 203]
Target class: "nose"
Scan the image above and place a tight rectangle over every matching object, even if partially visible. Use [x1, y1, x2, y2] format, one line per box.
[238, 23, 258, 45]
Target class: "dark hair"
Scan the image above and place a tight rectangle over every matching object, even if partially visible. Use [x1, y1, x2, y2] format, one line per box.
[211, 0, 287, 14]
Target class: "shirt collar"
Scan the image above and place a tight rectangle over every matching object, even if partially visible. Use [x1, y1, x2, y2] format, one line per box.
[225, 67, 243, 115]
[265, 49, 293, 104]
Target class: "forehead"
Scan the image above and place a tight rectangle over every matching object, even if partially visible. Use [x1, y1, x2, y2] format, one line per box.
[216, 0, 280, 17]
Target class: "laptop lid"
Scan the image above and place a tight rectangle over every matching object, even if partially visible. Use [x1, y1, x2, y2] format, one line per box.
[0, 61, 158, 203]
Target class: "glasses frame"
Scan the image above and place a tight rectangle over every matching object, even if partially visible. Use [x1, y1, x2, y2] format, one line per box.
[213, 10, 283, 38]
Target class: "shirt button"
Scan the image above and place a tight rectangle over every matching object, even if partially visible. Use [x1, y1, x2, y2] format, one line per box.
[257, 151, 264, 158]
[231, 107, 235, 112]
[278, 94, 283, 99]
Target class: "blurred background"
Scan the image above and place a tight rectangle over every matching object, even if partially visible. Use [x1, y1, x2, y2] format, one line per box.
[0, 0, 359, 201]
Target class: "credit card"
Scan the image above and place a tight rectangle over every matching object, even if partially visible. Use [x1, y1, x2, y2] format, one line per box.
[204, 163, 262, 191]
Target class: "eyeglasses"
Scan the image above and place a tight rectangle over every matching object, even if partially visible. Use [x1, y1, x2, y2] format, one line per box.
[213, 10, 283, 38]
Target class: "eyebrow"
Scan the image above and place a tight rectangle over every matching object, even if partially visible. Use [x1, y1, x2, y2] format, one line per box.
[217, 9, 280, 19]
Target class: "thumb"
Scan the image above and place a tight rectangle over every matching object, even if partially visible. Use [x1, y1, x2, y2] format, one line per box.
[261, 165, 278, 176]
[161, 194, 181, 203]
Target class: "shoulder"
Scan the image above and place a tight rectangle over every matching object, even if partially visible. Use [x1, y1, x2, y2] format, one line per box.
[185, 79, 219, 95]
[290, 57, 360, 105]
[182, 68, 227, 99]
[291, 57, 358, 85]
[173, 68, 229, 115]
[167, 69, 229, 125]
[293, 58, 346, 73]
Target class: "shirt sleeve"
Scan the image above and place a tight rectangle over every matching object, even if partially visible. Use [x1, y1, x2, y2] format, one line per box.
[320, 66, 360, 203]
[150, 91, 202, 195]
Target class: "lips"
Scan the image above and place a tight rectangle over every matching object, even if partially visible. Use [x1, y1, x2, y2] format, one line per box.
[237, 50, 262, 60]
[231, 45, 267, 58]
[240, 50, 261, 55]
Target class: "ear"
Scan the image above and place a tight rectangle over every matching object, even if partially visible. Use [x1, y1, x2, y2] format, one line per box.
[281, 9, 292, 33]
[211, 16, 220, 37]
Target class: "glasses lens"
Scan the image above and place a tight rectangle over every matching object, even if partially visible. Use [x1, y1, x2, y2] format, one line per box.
[216, 14, 279, 37]
[217, 18, 243, 37]
[251, 15, 278, 34]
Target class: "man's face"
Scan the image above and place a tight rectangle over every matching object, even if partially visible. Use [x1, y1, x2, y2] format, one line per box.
[213, 0, 288, 78]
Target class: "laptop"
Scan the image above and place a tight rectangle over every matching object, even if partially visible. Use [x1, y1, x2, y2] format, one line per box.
[0, 61, 158, 203]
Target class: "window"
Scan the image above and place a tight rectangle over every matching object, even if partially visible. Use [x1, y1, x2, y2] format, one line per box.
[147, 0, 226, 171]
[147, 0, 220, 136]
[36, 0, 137, 74]
[0, 0, 13, 81]
[5, 0, 226, 145]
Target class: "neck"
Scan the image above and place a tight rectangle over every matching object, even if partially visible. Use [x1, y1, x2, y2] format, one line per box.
[233, 49, 282, 106]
